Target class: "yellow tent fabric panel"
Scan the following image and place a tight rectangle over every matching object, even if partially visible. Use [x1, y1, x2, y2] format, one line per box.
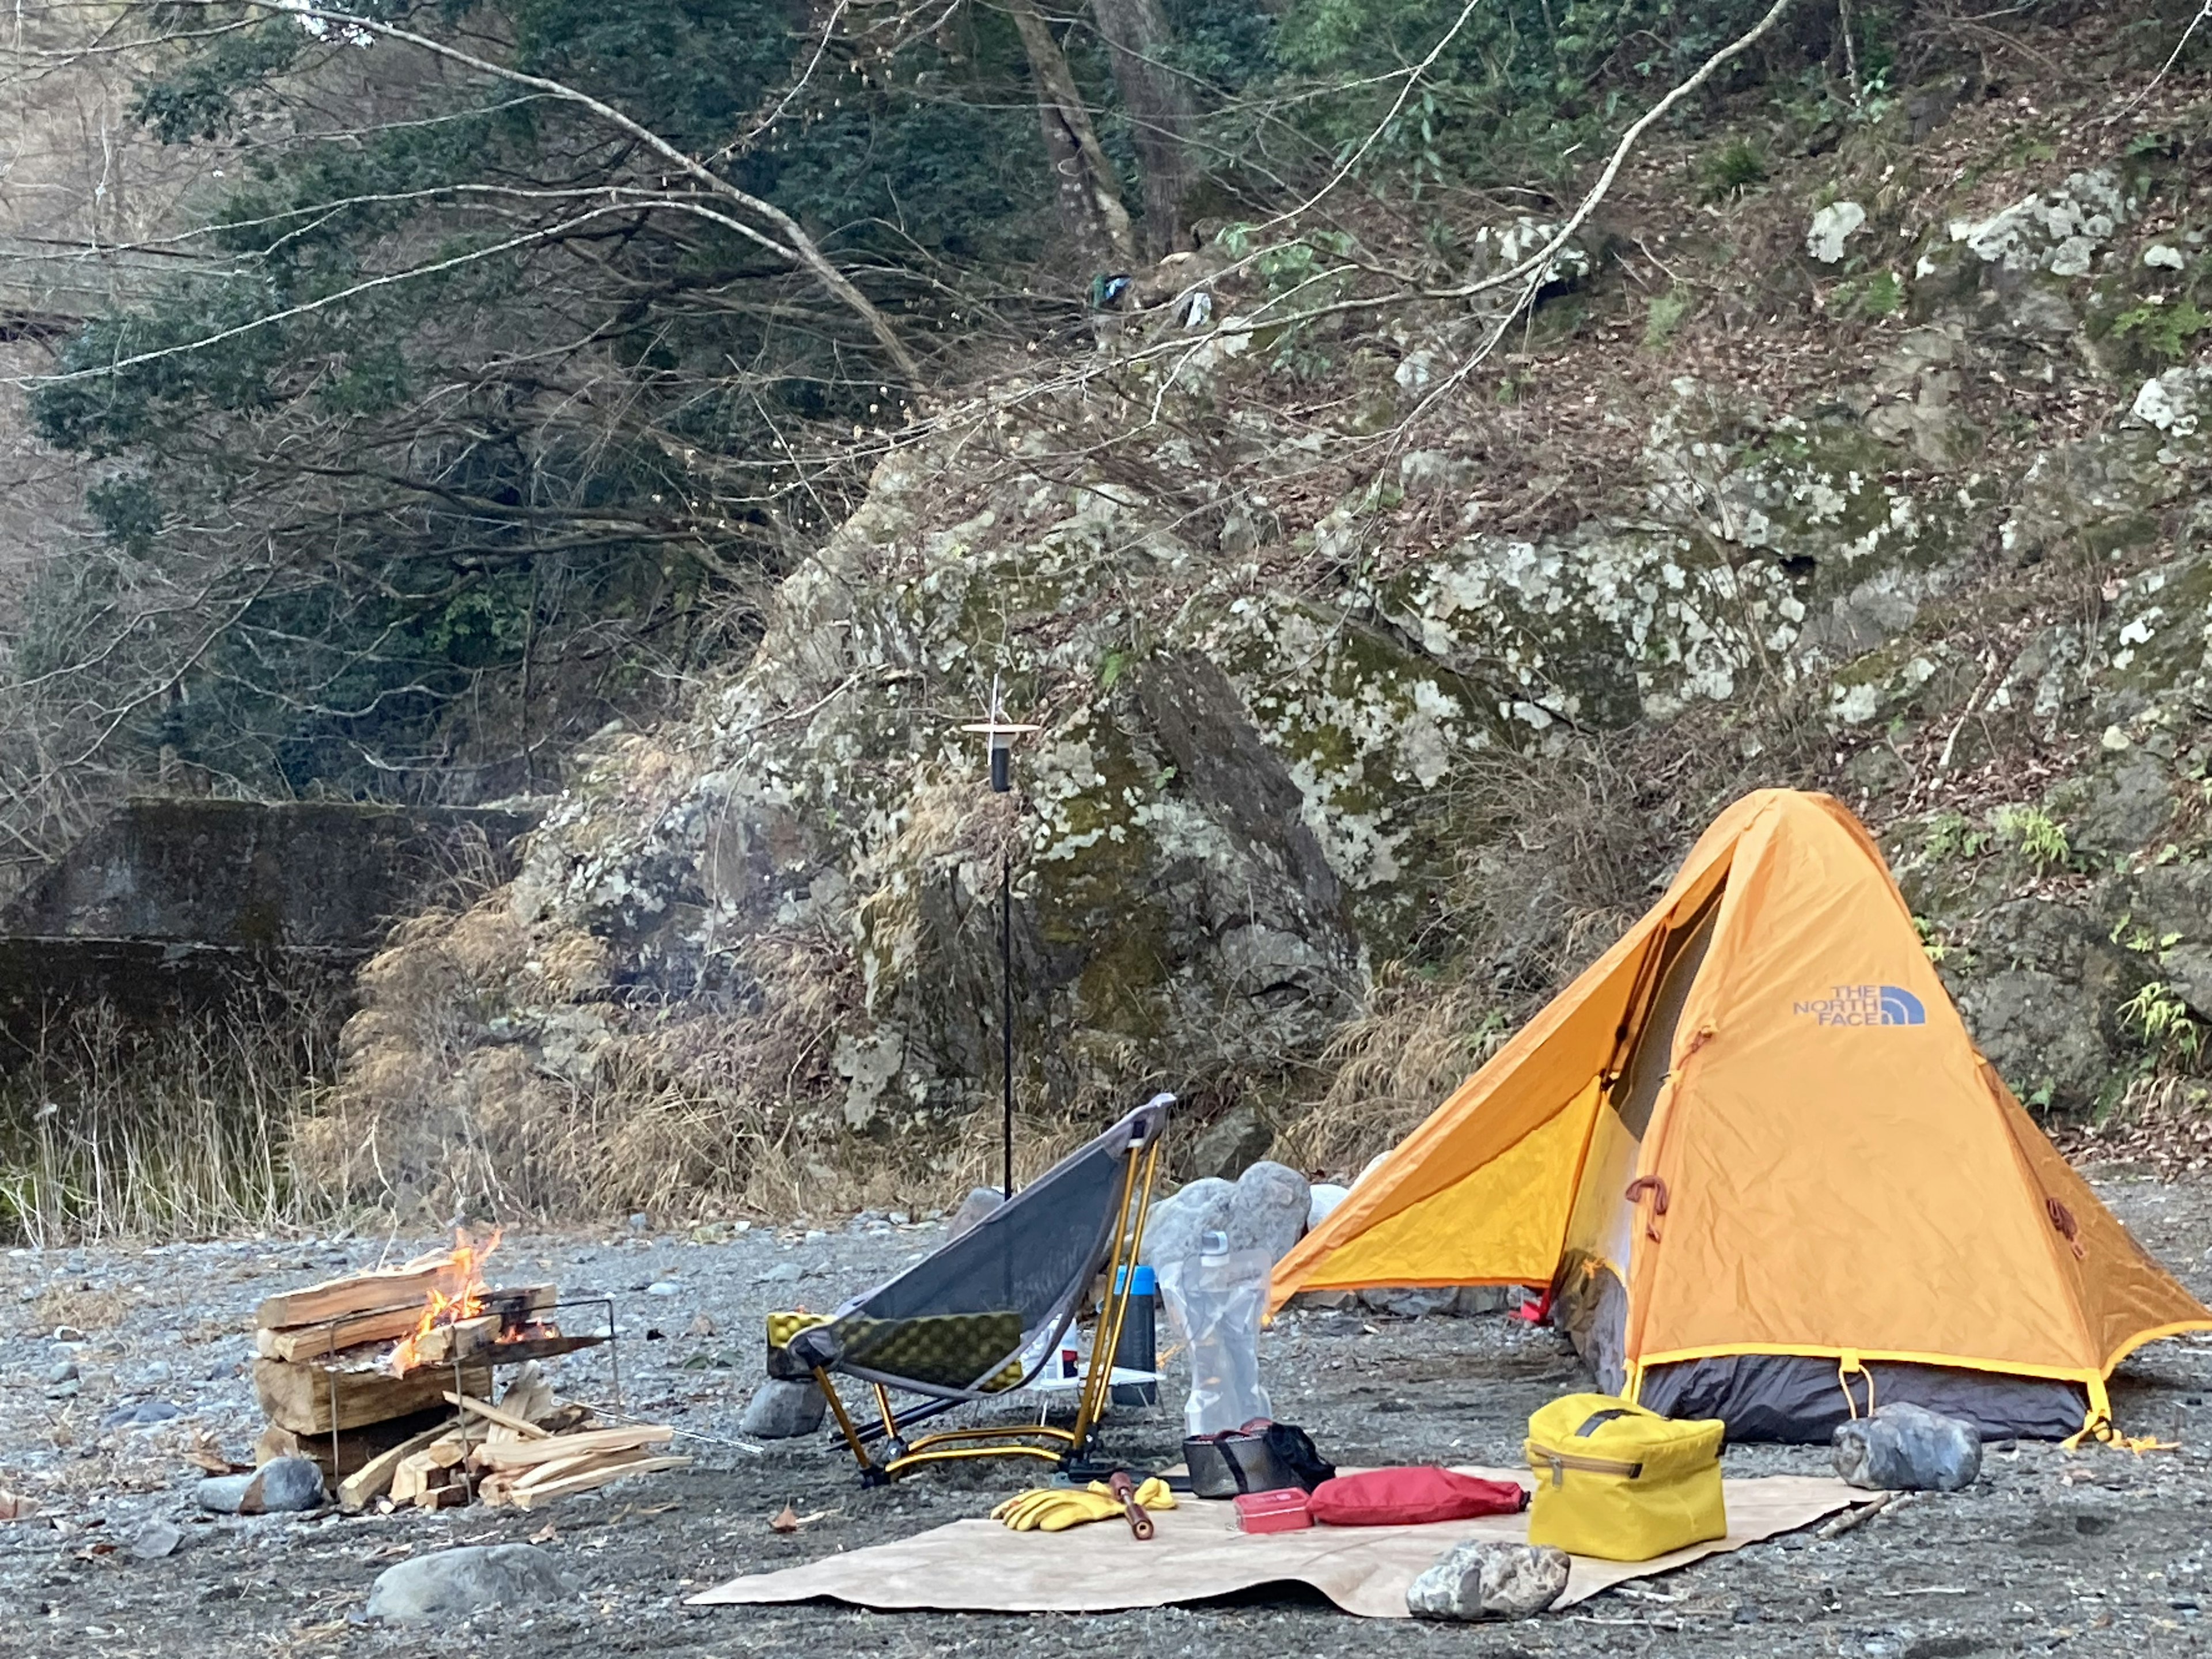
[1560, 1088, 1643, 1279]
[1285, 1075, 1604, 1290]
[1626, 794, 2097, 1372]
[1266, 803, 1748, 1316]
[1992, 1070, 2212, 1372]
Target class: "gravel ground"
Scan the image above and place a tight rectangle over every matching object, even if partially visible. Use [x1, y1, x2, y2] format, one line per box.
[3, 1173, 2211, 1658]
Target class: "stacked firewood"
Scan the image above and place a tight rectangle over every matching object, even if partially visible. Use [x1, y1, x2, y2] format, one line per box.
[246, 1245, 681, 1511]
[338, 1367, 688, 1514]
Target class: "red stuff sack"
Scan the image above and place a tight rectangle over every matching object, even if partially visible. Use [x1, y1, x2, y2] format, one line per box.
[1306, 1467, 1529, 1527]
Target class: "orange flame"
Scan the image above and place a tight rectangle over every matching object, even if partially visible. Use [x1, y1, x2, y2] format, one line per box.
[389, 1226, 502, 1376]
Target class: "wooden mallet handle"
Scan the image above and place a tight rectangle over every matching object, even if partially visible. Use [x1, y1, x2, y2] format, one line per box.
[1107, 1471, 1153, 1540]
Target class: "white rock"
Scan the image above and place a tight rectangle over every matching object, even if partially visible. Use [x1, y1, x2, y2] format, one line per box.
[130, 1519, 185, 1560]
[1227, 1161, 1310, 1263]
[1307, 1184, 1350, 1230]
[2145, 243, 2187, 270]
[1950, 170, 2128, 274]
[1806, 201, 1867, 264]
[366, 1544, 577, 1622]
[2131, 368, 2209, 437]
[1468, 217, 1590, 286]
[1407, 1539, 1569, 1620]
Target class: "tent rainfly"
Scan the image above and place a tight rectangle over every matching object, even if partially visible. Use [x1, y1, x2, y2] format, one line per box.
[1270, 789, 2212, 1441]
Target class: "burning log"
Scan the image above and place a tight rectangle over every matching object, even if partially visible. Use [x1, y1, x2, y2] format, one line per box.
[257, 1285, 558, 1363]
[256, 1306, 426, 1363]
[402, 1313, 503, 1370]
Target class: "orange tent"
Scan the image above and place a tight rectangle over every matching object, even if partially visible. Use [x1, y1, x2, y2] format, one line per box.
[1271, 789, 2212, 1440]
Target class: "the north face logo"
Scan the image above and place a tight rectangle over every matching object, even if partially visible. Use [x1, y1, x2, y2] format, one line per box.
[1794, 984, 1926, 1027]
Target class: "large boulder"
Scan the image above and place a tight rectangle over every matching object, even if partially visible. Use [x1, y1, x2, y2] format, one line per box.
[1952, 968, 2114, 1113]
[1188, 1104, 1275, 1180]
[1306, 1183, 1350, 1230]
[946, 1186, 1005, 1241]
[1138, 1177, 1234, 1272]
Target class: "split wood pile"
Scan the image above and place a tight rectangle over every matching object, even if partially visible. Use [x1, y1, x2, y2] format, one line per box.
[333, 1377, 688, 1513]
[244, 1254, 673, 1509]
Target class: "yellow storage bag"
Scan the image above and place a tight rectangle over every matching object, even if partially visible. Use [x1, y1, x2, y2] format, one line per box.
[1524, 1393, 1726, 1562]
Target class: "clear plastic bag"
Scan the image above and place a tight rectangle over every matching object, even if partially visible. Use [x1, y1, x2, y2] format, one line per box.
[1156, 1235, 1274, 1436]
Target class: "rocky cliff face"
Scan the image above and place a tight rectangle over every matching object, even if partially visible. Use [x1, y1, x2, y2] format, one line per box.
[327, 85, 2212, 1215]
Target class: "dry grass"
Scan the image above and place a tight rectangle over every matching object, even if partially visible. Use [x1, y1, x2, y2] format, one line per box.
[296, 869, 1109, 1227]
[1274, 966, 1508, 1177]
[31, 1280, 135, 1332]
[0, 987, 343, 1246]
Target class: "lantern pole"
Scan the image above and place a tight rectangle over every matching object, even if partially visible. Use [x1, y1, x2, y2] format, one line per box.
[999, 848, 1013, 1197]
[959, 685, 1039, 1198]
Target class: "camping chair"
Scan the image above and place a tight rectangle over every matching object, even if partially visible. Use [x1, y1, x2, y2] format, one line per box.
[766, 1093, 1170, 1484]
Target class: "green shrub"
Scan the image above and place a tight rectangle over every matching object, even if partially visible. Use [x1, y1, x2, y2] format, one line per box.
[2112, 297, 2209, 362]
[1922, 809, 1991, 862]
[1699, 138, 1768, 200]
[1644, 286, 1694, 351]
[1861, 270, 1903, 317]
[2119, 980, 2202, 1066]
[1994, 804, 2070, 873]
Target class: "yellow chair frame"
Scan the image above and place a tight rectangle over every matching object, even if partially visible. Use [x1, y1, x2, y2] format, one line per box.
[812, 1135, 1162, 1483]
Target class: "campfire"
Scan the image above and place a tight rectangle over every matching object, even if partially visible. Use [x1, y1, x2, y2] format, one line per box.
[382, 1228, 569, 1376]
[244, 1235, 675, 1512]
[390, 1226, 502, 1375]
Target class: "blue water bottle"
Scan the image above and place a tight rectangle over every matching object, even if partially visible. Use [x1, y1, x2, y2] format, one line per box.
[1112, 1264, 1158, 1406]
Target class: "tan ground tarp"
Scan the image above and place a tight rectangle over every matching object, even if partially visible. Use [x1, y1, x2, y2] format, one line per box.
[690, 1471, 1863, 1619]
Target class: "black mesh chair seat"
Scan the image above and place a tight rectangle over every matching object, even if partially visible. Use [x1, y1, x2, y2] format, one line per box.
[765, 1093, 1171, 1481]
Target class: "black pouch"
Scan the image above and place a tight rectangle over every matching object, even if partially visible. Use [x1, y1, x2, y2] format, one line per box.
[1183, 1421, 1335, 1499]
[1261, 1422, 1336, 1489]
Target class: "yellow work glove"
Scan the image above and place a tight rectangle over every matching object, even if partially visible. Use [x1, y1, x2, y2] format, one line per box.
[991, 1486, 1121, 1531]
[991, 1476, 1179, 1531]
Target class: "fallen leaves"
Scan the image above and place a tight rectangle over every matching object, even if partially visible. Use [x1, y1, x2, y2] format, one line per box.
[183, 1431, 249, 1476]
[768, 1503, 832, 1533]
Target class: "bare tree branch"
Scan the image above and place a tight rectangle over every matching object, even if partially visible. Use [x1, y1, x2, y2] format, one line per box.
[214, 0, 925, 380]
